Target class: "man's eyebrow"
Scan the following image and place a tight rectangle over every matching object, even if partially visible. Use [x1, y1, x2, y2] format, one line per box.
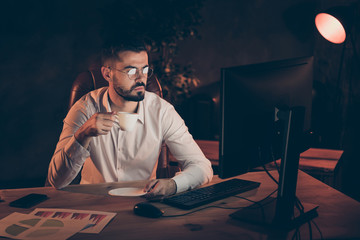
[123, 65, 149, 69]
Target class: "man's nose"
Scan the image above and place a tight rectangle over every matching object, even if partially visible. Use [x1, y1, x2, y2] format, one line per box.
[136, 71, 147, 81]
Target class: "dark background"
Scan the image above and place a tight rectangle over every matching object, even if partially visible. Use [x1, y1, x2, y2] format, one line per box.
[1, 0, 359, 200]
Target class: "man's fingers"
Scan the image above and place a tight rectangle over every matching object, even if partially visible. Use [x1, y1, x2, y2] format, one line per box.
[99, 129, 109, 135]
[94, 113, 116, 134]
[101, 112, 117, 120]
[144, 180, 169, 197]
[100, 124, 116, 133]
[144, 180, 158, 192]
[102, 120, 115, 128]
[145, 179, 177, 197]
[95, 112, 117, 123]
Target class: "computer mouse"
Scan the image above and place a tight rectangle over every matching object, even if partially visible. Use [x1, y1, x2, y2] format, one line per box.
[133, 202, 164, 218]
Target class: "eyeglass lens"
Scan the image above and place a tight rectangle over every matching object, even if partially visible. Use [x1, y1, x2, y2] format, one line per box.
[128, 67, 152, 80]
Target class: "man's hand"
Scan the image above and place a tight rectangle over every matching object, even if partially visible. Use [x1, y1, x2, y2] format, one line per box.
[144, 179, 177, 197]
[74, 112, 117, 148]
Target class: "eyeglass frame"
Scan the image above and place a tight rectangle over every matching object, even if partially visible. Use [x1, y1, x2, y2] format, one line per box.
[105, 65, 153, 81]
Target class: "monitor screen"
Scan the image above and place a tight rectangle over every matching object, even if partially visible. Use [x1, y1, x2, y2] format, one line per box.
[219, 56, 314, 179]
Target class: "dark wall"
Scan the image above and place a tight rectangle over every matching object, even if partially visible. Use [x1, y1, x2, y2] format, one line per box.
[0, 0, 102, 188]
[1, 0, 359, 191]
[176, 0, 314, 85]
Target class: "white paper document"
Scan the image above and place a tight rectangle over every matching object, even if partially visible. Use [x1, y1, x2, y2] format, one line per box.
[0, 208, 116, 240]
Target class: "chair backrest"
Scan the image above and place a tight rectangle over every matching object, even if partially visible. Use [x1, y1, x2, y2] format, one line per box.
[69, 63, 171, 180]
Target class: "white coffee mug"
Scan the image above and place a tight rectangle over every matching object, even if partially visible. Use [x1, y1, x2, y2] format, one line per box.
[117, 112, 139, 131]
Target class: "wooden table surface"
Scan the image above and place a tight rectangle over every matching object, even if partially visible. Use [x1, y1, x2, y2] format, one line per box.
[195, 140, 342, 170]
[1, 171, 360, 240]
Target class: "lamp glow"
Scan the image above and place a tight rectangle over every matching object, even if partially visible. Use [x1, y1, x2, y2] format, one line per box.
[315, 13, 346, 44]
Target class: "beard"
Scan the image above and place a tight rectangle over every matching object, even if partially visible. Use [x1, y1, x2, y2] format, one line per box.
[113, 82, 146, 102]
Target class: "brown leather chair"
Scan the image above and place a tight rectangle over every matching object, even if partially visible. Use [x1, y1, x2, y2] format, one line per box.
[69, 62, 172, 181]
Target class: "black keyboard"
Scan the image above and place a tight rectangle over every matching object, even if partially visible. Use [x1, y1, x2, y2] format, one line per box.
[163, 178, 261, 209]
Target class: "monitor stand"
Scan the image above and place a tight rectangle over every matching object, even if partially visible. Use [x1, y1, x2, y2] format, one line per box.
[229, 197, 318, 231]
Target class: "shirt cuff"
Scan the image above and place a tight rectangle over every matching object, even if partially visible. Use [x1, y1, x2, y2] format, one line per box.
[172, 173, 190, 193]
[64, 136, 90, 164]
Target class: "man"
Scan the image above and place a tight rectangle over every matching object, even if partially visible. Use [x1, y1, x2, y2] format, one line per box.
[47, 38, 213, 197]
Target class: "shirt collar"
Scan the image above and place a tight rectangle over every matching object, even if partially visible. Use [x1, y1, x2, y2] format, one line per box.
[137, 95, 145, 124]
[103, 88, 145, 125]
[103, 88, 111, 112]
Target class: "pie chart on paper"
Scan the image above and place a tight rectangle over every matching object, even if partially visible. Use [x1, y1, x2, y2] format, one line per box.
[108, 187, 146, 197]
[5, 218, 63, 237]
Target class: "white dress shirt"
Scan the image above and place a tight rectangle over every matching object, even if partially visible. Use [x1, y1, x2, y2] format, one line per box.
[47, 87, 213, 192]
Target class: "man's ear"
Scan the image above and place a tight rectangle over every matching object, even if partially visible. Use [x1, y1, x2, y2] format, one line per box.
[101, 66, 112, 82]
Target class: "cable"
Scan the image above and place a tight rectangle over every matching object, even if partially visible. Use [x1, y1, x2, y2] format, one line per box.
[234, 192, 274, 223]
[270, 145, 281, 172]
[264, 156, 316, 240]
[291, 227, 301, 240]
[295, 197, 304, 212]
[311, 220, 324, 240]
[262, 164, 279, 184]
[308, 221, 313, 240]
[235, 188, 278, 206]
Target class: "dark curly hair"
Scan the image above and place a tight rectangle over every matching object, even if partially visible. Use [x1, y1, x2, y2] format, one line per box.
[101, 36, 147, 66]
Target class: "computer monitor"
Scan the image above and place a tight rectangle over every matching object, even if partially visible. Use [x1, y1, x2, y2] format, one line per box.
[219, 56, 317, 229]
[220, 56, 314, 178]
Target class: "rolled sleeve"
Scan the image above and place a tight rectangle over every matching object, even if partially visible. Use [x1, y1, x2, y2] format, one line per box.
[64, 136, 91, 163]
[47, 97, 93, 189]
[163, 105, 213, 193]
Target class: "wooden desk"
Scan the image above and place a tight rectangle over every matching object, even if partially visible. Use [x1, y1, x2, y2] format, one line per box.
[195, 140, 341, 186]
[1, 171, 360, 240]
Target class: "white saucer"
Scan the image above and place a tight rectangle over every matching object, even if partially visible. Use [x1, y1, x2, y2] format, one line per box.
[108, 187, 146, 197]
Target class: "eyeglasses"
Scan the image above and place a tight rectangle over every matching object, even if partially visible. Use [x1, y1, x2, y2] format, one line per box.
[107, 66, 153, 81]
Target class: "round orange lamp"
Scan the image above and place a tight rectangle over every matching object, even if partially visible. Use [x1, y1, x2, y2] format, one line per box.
[315, 6, 351, 44]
